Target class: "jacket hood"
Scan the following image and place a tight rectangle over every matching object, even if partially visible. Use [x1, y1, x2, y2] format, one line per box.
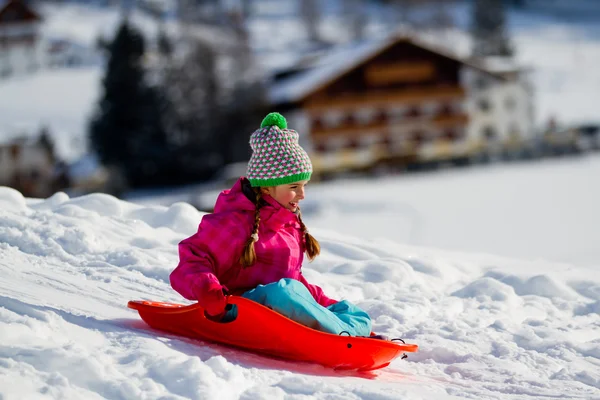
[213, 177, 256, 213]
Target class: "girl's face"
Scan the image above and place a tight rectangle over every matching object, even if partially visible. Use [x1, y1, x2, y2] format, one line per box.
[262, 180, 309, 212]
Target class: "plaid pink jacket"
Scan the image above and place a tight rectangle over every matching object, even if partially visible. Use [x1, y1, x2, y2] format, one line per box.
[170, 178, 336, 311]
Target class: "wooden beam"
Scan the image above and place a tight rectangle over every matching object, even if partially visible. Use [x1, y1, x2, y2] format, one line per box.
[311, 113, 469, 138]
[365, 62, 436, 85]
[304, 86, 465, 113]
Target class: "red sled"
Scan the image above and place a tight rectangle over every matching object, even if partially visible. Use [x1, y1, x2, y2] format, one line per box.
[128, 296, 418, 371]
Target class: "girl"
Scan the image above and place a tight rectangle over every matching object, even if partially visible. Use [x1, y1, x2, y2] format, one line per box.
[169, 112, 371, 336]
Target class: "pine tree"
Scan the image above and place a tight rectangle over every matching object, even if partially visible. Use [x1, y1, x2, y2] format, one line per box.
[471, 0, 514, 57]
[89, 19, 170, 187]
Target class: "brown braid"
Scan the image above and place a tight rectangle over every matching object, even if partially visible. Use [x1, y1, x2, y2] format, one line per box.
[239, 188, 262, 267]
[297, 211, 320, 261]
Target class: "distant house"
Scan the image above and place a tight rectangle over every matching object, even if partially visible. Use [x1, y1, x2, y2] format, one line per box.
[0, 132, 58, 198]
[46, 38, 102, 68]
[0, 0, 43, 79]
[269, 34, 535, 177]
[462, 56, 536, 160]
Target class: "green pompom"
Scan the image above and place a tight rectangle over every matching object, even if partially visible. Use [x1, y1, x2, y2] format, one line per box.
[260, 112, 287, 129]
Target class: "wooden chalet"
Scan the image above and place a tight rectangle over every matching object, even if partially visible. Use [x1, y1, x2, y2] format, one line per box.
[269, 34, 510, 177]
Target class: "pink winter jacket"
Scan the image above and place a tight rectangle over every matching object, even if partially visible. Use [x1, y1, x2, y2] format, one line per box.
[169, 177, 336, 314]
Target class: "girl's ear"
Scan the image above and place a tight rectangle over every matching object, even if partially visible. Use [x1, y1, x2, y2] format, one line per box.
[260, 187, 271, 196]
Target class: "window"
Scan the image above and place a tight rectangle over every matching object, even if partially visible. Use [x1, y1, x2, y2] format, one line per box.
[311, 117, 324, 131]
[439, 103, 453, 116]
[478, 98, 491, 112]
[355, 108, 376, 125]
[505, 97, 516, 111]
[10, 144, 21, 160]
[347, 139, 360, 149]
[412, 130, 427, 144]
[387, 105, 407, 122]
[483, 126, 497, 140]
[406, 106, 421, 118]
[443, 129, 459, 140]
[322, 111, 344, 128]
[475, 77, 488, 90]
[421, 102, 438, 116]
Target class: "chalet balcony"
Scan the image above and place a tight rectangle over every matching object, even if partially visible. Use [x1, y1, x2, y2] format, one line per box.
[310, 113, 469, 139]
[305, 85, 466, 113]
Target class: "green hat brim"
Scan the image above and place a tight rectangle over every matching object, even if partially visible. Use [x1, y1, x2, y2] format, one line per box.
[248, 172, 312, 187]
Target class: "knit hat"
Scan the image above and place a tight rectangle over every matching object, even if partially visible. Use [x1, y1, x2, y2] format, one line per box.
[246, 112, 313, 187]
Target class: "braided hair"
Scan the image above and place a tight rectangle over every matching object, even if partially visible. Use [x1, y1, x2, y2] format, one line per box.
[238, 188, 320, 266]
[239, 188, 262, 267]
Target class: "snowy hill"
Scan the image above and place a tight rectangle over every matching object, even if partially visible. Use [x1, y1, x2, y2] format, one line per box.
[2, 155, 600, 398]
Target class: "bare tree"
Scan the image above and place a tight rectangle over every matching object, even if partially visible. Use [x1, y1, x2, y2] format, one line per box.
[471, 0, 514, 57]
[299, 0, 322, 43]
[428, 0, 456, 30]
[346, 0, 368, 41]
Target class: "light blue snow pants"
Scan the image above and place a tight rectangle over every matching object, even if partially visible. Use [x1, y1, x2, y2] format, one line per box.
[242, 278, 372, 337]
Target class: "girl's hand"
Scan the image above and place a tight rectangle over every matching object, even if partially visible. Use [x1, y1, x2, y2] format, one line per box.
[203, 286, 228, 317]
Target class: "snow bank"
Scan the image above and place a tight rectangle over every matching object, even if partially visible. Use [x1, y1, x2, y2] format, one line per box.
[1, 184, 599, 399]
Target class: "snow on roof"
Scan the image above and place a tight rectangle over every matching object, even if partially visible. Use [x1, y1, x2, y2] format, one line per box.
[480, 56, 524, 74]
[268, 32, 511, 105]
[269, 35, 397, 104]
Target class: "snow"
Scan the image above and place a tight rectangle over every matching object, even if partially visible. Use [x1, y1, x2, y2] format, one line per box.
[0, 68, 102, 162]
[2, 155, 600, 399]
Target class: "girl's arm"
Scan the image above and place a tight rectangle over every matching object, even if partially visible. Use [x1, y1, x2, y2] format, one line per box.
[297, 273, 337, 307]
[169, 213, 245, 315]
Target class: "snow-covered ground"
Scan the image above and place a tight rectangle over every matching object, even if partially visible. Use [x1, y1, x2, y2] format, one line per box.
[132, 153, 600, 269]
[0, 68, 102, 162]
[2, 154, 600, 399]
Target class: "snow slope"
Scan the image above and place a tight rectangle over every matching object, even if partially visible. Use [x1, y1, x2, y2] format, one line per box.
[2, 170, 600, 398]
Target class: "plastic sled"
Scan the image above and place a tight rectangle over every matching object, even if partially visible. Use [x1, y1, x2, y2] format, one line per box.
[128, 296, 418, 371]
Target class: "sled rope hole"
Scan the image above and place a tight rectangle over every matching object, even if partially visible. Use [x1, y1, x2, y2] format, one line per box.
[391, 338, 408, 360]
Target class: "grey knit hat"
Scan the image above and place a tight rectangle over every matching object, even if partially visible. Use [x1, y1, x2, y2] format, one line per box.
[246, 112, 313, 187]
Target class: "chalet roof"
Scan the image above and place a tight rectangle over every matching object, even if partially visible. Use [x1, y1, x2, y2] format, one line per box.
[269, 33, 515, 105]
[0, 0, 42, 23]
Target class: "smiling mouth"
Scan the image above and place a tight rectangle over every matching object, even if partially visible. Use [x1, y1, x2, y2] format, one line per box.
[289, 202, 298, 208]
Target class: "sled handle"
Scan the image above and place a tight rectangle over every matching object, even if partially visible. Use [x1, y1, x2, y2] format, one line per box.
[204, 303, 238, 324]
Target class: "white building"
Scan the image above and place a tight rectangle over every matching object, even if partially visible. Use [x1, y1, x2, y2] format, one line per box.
[0, 0, 43, 79]
[0, 133, 57, 198]
[462, 56, 536, 160]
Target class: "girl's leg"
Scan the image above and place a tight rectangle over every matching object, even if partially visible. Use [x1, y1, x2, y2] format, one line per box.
[242, 278, 371, 336]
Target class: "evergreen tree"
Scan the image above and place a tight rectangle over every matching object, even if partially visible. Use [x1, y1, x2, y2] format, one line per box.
[471, 0, 514, 57]
[89, 20, 170, 188]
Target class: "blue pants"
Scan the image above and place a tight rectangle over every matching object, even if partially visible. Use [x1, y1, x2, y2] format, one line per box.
[242, 278, 372, 337]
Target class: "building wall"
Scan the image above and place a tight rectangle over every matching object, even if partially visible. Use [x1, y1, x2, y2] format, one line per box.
[462, 67, 535, 157]
[0, 21, 43, 77]
[0, 142, 54, 197]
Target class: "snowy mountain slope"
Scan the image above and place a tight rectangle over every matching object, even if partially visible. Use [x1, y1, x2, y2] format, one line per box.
[1, 182, 599, 399]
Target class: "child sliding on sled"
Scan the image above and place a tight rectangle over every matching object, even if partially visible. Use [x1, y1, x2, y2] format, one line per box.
[170, 112, 372, 337]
